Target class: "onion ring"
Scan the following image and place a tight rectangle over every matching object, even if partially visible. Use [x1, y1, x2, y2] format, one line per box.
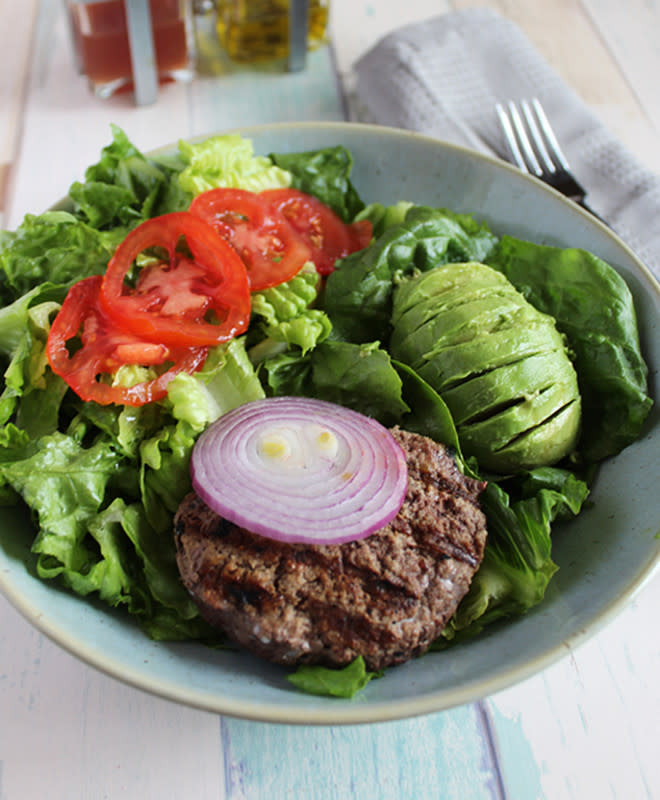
[190, 397, 409, 545]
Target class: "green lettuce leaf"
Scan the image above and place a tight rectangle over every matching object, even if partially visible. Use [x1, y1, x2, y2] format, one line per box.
[0, 212, 123, 303]
[167, 338, 265, 433]
[0, 289, 66, 431]
[392, 360, 464, 464]
[81, 498, 213, 640]
[70, 123, 190, 225]
[139, 419, 197, 532]
[265, 340, 409, 427]
[0, 407, 212, 639]
[356, 200, 414, 238]
[249, 264, 332, 357]
[0, 429, 124, 574]
[76, 401, 165, 463]
[177, 133, 291, 195]
[288, 656, 382, 698]
[0, 304, 67, 438]
[441, 467, 590, 642]
[250, 263, 320, 324]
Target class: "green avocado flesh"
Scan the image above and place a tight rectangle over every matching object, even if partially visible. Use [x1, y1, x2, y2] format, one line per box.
[390, 262, 582, 472]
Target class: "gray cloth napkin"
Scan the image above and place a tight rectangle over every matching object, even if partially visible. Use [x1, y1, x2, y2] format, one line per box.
[352, 7, 660, 279]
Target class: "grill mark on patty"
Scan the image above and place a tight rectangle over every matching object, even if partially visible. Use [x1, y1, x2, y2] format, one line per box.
[421, 470, 484, 506]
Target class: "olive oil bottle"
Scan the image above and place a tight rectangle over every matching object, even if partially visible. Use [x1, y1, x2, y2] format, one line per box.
[216, 0, 329, 63]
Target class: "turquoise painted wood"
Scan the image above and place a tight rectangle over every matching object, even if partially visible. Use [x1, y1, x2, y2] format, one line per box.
[218, 711, 502, 799]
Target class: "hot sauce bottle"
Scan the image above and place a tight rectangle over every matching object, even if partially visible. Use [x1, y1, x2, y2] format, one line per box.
[67, 0, 194, 99]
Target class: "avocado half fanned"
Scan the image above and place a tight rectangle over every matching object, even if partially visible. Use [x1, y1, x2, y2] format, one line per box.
[390, 262, 581, 472]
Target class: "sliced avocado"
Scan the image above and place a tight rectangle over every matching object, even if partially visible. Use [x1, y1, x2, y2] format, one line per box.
[392, 291, 543, 362]
[390, 289, 529, 360]
[391, 284, 518, 343]
[462, 398, 581, 473]
[392, 261, 512, 321]
[390, 261, 582, 472]
[414, 321, 563, 392]
[459, 378, 581, 471]
[442, 348, 577, 425]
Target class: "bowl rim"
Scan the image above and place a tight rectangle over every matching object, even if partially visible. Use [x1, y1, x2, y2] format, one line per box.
[1, 120, 658, 725]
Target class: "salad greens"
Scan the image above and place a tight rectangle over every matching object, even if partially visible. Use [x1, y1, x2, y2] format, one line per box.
[0, 128, 652, 699]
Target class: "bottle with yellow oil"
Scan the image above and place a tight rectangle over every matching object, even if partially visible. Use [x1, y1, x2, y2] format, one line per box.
[215, 0, 329, 64]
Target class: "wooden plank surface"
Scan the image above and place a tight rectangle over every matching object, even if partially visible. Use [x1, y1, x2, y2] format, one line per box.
[582, 0, 660, 133]
[1, 1, 659, 799]
[0, 0, 40, 221]
[0, 594, 504, 800]
[490, 574, 660, 799]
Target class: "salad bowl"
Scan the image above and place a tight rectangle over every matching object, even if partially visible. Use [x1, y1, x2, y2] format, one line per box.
[0, 122, 658, 724]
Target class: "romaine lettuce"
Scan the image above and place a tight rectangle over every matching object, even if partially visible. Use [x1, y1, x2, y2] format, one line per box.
[440, 468, 590, 642]
[70, 123, 191, 224]
[0, 212, 123, 304]
[249, 263, 332, 356]
[177, 133, 291, 195]
[167, 338, 265, 433]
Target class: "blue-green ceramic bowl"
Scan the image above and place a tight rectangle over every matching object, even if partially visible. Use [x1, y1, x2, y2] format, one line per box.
[1, 122, 658, 724]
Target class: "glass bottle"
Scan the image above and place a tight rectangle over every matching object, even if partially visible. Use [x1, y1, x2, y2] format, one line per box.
[66, 0, 194, 101]
[215, 0, 329, 64]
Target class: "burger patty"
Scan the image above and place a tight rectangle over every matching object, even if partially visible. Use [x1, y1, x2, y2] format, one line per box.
[174, 427, 488, 671]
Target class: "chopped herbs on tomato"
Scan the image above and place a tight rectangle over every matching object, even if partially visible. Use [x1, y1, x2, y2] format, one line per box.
[99, 212, 251, 348]
[189, 188, 311, 290]
[261, 188, 373, 274]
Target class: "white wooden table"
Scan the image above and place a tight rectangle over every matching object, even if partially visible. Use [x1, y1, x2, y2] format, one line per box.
[1, 1, 659, 798]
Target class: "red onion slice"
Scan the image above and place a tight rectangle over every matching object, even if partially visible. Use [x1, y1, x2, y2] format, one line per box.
[190, 396, 409, 545]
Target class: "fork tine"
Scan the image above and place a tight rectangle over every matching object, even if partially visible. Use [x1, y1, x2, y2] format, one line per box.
[506, 100, 543, 177]
[520, 99, 555, 174]
[496, 101, 546, 177]
[495, 98, 603, 221]
[497, 99, 570, 178]
[530, 98, 571, 173]
[495, 103, 527, 172]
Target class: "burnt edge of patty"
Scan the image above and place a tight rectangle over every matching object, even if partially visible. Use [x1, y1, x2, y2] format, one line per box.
[174, 427, 488, 671]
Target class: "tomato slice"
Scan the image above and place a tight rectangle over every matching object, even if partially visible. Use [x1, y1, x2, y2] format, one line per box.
[189, 188, 312, 290]
[260, 188, 372, 275]
[99, 212, 251, 348]
[47, 276, 208, 407]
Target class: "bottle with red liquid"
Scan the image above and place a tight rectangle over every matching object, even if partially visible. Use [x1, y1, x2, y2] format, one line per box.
[66, 0, 194, 103]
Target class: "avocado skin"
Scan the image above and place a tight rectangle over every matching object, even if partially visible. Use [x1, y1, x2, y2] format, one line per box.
[390, 262, 581, 472]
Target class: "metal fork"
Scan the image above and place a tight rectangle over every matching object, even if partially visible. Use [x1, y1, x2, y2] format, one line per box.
[496, 98, 602, 219]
